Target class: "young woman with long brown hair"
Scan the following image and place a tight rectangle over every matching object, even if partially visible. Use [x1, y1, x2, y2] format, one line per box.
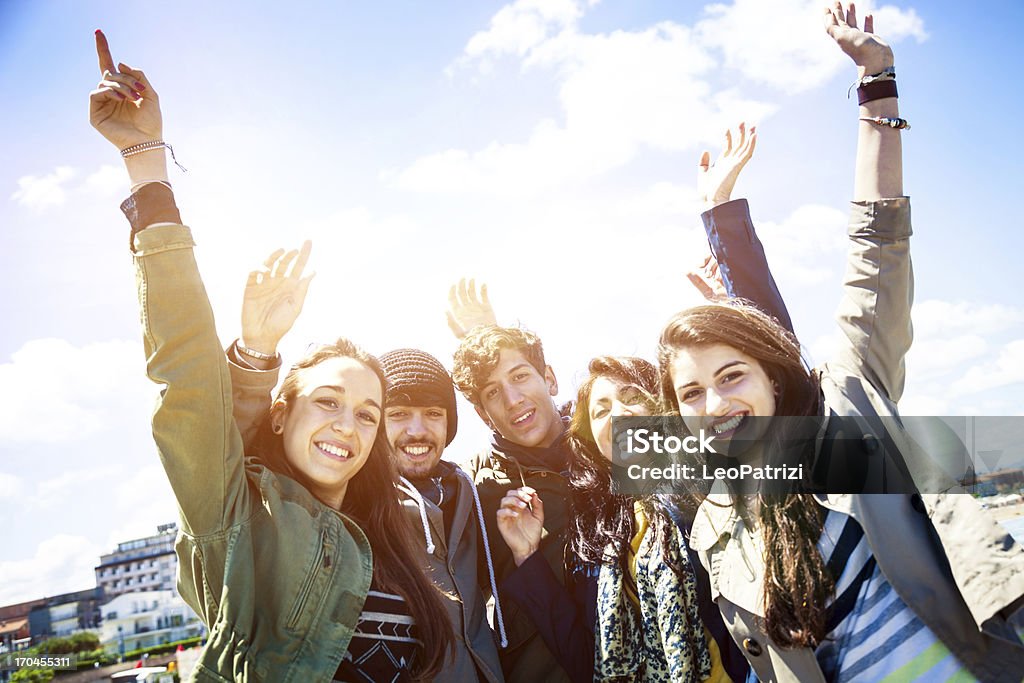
[88, 31, 452, 682]
[657, 5, 1024, 681]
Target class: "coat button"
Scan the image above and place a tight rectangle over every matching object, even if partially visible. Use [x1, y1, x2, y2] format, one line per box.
[862, 434, 879, 453]
[743, 638, 762, 656]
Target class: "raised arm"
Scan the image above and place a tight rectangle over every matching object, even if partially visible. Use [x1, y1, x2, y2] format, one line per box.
[90, 31, 248, 537]
[824, 2, 911, 401]
[228, 245, 313, 447]
[446, 278, 497, 340]
[693, 124, 796, 334]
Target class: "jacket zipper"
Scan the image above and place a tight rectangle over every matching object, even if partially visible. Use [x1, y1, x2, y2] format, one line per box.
[287, 528, 327, 629]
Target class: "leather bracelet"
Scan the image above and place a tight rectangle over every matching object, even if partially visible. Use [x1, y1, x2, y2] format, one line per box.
[858, 79, 898, 105]
[235, 339, 278, 361]
[120, 182, 182, 252]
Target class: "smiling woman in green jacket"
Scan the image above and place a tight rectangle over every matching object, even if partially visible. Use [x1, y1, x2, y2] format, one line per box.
[88, 31, 452, 682]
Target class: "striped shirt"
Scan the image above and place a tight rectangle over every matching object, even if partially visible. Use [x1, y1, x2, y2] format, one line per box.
[814, 511, 974, 682]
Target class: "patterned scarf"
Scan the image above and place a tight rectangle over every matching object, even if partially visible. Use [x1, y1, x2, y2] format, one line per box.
[593, 509, 712, 682]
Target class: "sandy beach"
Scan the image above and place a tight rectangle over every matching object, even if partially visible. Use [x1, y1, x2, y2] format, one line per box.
[989, 500, 1024, 522]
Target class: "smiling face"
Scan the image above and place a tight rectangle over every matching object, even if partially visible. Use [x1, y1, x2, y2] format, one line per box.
[385, 405, 448, 479]
[272, 356, 383, 509]
[588, 376, 656, 461]
[477, 348, 563, 448]
[668, 343, 776, 457]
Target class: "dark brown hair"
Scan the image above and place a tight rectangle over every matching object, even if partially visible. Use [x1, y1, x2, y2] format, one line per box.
[566, 356, 689, 584]
[452, 325, 547, 409]
[657, 304, 832, 648]
[252, 338, 452, 679]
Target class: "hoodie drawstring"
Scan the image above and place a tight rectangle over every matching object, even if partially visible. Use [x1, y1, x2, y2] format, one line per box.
[458, 468, 509, 649]
[398, 476, 436, 555]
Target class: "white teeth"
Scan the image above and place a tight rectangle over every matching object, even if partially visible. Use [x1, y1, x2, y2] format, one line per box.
[318, 442, 351, 458]
[512, 410, 534, 425]
[403, 445, 430, 456]
[713, 415, 744, 434]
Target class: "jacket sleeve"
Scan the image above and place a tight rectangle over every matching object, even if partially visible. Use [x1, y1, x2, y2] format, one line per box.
[134, 221, 251, 538]
[501, 553, 596, 683]
[703, 199, 794, 334]
[829, 198, 912, 402]
[226, 346, 281, 452]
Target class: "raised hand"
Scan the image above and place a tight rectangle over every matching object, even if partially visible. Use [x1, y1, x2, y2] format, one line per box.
[697, 122, 757, 211]
[241, 242, 315, 357]
[823, 1, 893, 76]
[89, 30, 161, 150]
[496, 487, 544, 566]
[687, 254, 728, 302]
[446, 278, 497, 340]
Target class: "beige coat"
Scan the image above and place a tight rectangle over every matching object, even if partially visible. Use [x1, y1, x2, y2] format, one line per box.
[690, 199, 1024, 682]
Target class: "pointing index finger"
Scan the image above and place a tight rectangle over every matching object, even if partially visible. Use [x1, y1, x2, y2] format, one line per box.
[95, 29, 116, 75]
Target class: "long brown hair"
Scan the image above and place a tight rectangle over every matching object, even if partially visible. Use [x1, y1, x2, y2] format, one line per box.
[567, 356, 689, 582]
[657, 304, 833, 648]
[252, 338, 452, 680]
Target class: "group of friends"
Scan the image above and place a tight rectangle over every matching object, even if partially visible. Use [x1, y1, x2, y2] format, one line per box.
[88, 3, 1024, 682]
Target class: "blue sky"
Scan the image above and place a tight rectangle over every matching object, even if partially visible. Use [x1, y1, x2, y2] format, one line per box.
[1, 0, 1022, 604]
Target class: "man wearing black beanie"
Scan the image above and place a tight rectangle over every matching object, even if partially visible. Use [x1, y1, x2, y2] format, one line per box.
[377, 348, 506, 683]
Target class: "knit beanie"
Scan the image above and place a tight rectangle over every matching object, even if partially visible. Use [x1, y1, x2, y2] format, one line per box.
[378, 348, 458, 445]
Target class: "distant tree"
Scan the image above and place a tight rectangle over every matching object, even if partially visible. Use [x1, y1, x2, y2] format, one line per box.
[11, 668, 54, 683]
[68, 631, 100, 652]
[37, 637, 71, 654]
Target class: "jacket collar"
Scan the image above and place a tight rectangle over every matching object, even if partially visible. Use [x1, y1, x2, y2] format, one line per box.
[689, 479, 742, 553]
[490, 417, 571, 473]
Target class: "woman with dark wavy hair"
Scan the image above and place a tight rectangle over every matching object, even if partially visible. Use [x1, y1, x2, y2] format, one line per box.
[497, 355, 725, 683]
[657, 6, 1024, 682]
[88, 31, 452, 682]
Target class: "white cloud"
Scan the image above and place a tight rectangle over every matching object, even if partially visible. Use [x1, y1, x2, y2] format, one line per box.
[758, 204, 848, 286]
[403, 0, 927, 196]
[897, 392, 949, 416]
[905, 334, 988, 380]
[0, 472, 23, 499]
[951, 339, 1024, 395]
[83, 165, 129, 197]
[695, 0, 928, 94]
[460, 0, 587, 68]
[10, 166, 78, 209]
[912, 300, 1024, 339]
[30, 468, 119, 512]
[0, 535, 103, 605]
[0, 338, 153, 443]
[398, 18, 775, 196]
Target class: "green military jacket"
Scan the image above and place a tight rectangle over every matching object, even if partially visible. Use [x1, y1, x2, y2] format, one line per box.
[227, 359, 505, 683]
[135, 224, 373, 682]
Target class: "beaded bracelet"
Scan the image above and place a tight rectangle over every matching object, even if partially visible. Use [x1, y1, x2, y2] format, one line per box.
[859, 116, 910, 130]
[235, 339, 278, 362]
[120, 140, 188, 172]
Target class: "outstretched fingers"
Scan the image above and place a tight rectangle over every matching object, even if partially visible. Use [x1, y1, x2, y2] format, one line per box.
[263, 248, 286, 269]
[117, 63, 158, 101]
[289, 240, 313, 280]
